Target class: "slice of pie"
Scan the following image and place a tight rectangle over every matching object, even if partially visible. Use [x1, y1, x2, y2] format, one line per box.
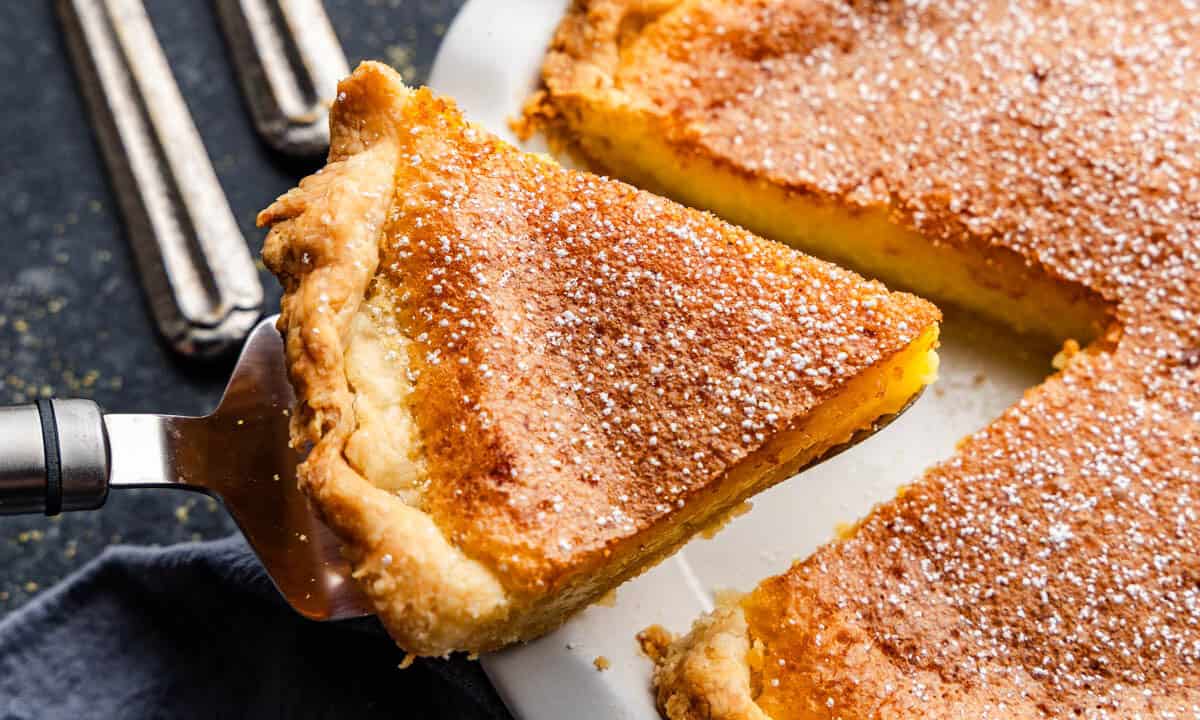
[531, 1, 1200, 717]
[259, 61, 940, 656]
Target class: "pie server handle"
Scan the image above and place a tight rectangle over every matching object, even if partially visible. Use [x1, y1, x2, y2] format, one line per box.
[214, 0, 349, 156]
[0, 400, 110, 517]
[58, 0, 264, 357]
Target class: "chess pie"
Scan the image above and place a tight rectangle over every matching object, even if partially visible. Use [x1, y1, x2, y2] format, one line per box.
[530, 1, 1200, 716]
[260, 62, 940, 656]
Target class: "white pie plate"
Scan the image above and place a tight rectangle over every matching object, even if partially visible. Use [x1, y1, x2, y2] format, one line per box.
[428, 4, 1057, 718]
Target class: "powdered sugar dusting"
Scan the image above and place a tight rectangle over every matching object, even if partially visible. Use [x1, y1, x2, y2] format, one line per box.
[366, 86, 937, 591]
[608, 0, 1200, 716]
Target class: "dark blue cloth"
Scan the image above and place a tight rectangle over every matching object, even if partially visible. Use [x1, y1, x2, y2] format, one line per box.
[0, 535, 511, 720]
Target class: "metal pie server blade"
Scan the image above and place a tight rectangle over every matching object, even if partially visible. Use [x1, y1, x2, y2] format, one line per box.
[0, 316, 369, 621]
[102, 315, 371, 620]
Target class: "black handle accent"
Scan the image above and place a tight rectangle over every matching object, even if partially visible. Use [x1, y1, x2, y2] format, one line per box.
[35, 399, 64, 516]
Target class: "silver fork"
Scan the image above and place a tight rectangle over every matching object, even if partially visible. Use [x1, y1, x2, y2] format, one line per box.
[215, 0, 349, 156]
[57, 0, 349, 357]
[58, 0, 265, 357]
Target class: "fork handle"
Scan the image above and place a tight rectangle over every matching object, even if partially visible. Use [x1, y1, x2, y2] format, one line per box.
[215, 0, 349, 156]
[0, 400, 110, 516]
[57, 0, 264, 357]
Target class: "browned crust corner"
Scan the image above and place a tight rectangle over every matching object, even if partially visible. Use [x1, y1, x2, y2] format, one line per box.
[259, 62, 513, 656]
[519, 0, 680, 145]
[646, 605, 771, 720]
[259, 62, 398, 529]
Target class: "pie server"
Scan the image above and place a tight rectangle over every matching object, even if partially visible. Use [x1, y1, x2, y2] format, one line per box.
[0, 315, 922, 625]
[0, 315, 368, 621]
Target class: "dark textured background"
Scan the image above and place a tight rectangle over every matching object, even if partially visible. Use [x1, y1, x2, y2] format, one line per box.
[0, 0, 464, 616]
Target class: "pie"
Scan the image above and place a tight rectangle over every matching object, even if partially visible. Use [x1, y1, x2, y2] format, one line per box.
[532, 0, 1200, 717]
[527, 0, 1111, 344]
[259, 62, 940, 656]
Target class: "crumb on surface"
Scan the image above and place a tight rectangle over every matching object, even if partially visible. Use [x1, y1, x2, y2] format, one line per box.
[699, 500, 753, 539]
[637, 625, 674, 664]
[832, 521, 857, 540]
[593, 588, 618, 608]
[1052, 338, 1082, 370]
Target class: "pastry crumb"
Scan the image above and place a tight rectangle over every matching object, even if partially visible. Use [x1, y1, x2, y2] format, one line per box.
[712, 588, 744, 608]
[511, 90, 549, 141]
[699, 500, 753, 539]
[593, 655, 611, 671]
[593, 588, 618, 607]
[398, 653, 415, 670]
[637, 625, 674, 664]
[1052, 338, 1082, 370]
[833, 521, 857, 540]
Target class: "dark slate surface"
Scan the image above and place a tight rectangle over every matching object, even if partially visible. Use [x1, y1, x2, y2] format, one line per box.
[0, 0, 465, 616]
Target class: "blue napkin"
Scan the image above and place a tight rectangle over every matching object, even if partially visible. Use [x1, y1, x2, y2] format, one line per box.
[0, 535, 511, 719]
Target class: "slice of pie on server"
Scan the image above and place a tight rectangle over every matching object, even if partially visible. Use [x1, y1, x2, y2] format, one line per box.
[258, 62, 939, 656]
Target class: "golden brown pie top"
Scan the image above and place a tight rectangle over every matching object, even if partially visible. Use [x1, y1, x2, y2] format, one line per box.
[366, 89, 936, 595]
[542, 0, 1200, 715]
[545, 0, 1199, 323]
[261, 61, 939, 650]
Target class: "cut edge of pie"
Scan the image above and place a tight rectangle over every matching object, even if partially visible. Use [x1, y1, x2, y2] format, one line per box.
[525, 0, 1110, 346]
[260, 61, 940, 656]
